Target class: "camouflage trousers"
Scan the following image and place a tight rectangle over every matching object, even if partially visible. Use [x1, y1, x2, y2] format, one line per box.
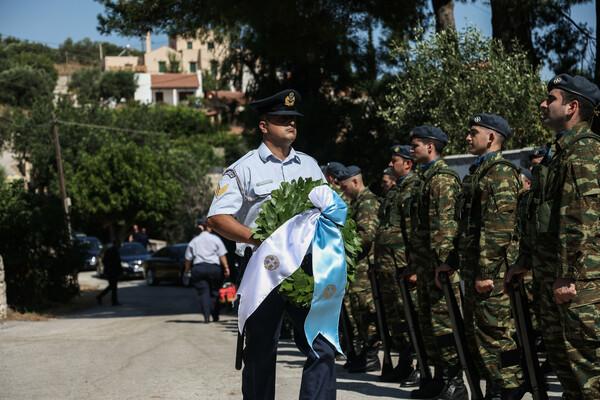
[557, 279, 600, 400]
[348, 260, 378, 346]
[343, 294, 359, 338]
[373, 248, 411, 353]
[539, 281, 582, 399]
[463, 279, 521, 389]
[415, 264, 460, 368]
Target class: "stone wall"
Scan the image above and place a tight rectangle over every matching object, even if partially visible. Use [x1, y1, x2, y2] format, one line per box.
[0, 255, 6, 319]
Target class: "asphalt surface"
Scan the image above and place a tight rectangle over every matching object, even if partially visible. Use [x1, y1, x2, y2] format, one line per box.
[0, 271, 564, 399]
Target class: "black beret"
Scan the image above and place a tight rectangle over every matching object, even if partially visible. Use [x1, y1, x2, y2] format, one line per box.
[325, 162, 345, 178]
[469, 113, 511, 137]
[528, 145, 549, 160]
[383, 167, 394, 176]
[249, 89, 303, 116]
[409, 126, 448, 146]
[520, 168, 532, 181]
[547, 74, 600, 106]
[337, 165, 362, 181]
[197, 218, 207, 225]
[390, 144, 414, 160]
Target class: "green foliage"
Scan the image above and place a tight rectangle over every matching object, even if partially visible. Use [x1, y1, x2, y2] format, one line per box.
[251, 178, 360, 307]
[167, 52, 182, 73]
[1, 97, 239, 242]
[0, 181, 84, 311]
[58, 37, 141, 65]
[0, 40, 58, 107]
[69, 68, 137, 102]
[380, 27, 549, 154]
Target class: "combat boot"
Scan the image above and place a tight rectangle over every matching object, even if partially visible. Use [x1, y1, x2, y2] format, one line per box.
[378, 353, 413, 382]
[349, 345, 381, 373]
[484, 382, 502, 400]
[433, 374, 468, 400]
[410, 366, 447, 399]
[400, 368, 421, 387]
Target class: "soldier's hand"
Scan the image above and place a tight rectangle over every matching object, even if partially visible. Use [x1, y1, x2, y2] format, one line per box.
[475, 277, 494, 293]
[435, 264, 454, 289]
[553, 278, 577, 304]
[401, 268, 417, 284]
[502, 264, 528, 294]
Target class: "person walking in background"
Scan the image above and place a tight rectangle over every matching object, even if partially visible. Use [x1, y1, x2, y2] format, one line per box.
[97, 239, 123, 306]
[184, 218, 230, 323]
[136, 227, 150, 251]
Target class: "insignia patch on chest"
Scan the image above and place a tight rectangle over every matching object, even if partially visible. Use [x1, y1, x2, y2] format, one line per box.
[216, 183, 229, 197]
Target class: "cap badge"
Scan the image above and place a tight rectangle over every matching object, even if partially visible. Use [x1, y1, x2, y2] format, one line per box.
[394, 146, 400, 153]
[264, 255, 280, 271]
[284, 92, 295, 107]
[474, 116, 481, 123]
[553, 77, 562, 85]
[409, 130, 414, 137]
[534, 150, 540, 156]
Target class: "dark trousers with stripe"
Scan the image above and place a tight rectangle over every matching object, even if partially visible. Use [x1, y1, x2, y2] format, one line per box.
[242, 289, 337, 400]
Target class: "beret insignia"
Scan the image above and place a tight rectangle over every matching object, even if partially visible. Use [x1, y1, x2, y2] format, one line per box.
[409, 130, 414, 137]
[394, 146, 400, 153]
[534, 150, 540, 156]
[284, 92, 295, 107]
[553, 77, 561, 85]
[474, 116, 481, 123]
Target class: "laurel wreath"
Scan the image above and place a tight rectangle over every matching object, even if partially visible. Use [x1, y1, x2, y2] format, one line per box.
[251, 177, 361, 307]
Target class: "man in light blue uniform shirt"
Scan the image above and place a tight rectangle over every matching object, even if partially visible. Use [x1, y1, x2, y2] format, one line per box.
[184, 218, 229, 323]
[207, 89, 332, 400]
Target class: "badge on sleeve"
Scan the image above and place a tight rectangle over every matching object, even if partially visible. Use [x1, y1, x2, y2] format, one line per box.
[216, 183, 229, 197]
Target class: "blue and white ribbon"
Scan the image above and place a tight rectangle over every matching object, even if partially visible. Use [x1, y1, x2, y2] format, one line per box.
[236, 185, 348, 355]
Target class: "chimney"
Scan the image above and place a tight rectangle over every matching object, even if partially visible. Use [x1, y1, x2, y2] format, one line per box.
[145, 31, 151, 54]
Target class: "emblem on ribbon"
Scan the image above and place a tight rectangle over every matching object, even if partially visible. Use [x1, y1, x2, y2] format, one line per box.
[323, 284, 336, 299]
[264, 255, 280, 271]
[284, 92, 295, 107]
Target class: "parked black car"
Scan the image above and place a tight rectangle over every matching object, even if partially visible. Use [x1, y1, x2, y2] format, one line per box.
[97, 242, 151, 279]
[143, 243, 191, 287]
[76, 236, 103, 271]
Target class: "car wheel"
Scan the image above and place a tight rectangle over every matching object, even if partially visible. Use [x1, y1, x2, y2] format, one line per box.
[146, 269, 157, 286]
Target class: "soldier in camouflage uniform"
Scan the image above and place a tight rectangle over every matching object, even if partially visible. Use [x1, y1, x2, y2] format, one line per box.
[407, 126, 464, 400]
[381, 167, 396, 194]
[338, 165, 381, 373]
[440, 114, 522, 400]
[506, 74, 600, 400]
[373, 145, 420, 383]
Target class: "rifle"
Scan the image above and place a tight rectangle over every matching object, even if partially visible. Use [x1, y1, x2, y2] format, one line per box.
[503, 251, 548, 400]
[235, 247, 253, 370]
[340, 302, 357, 360]
[389, 249, 432, 381]
[438, 270, 484, 400]
[366, 254, 394, 374]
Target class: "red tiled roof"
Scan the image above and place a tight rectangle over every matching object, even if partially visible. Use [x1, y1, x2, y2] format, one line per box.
[151, 74, 199, 88]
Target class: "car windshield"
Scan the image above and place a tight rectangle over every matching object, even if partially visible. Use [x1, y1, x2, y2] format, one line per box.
[175, 246, 186, 259]
[119, 243, 149, 256]
[81, 238, 102, 251]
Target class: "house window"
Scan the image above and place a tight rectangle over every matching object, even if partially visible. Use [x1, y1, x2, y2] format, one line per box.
[158, 61, 166, 73]
[207, 41, 214, 50]
[210, 60, 218, 76]
[189, 62, 197, 73]
[187, 41, 192, 49]
[155, 92, 164, 102]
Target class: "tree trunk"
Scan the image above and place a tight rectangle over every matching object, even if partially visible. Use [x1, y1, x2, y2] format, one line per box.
[490, 0, 538, 66]
[432, 0, 455, 32]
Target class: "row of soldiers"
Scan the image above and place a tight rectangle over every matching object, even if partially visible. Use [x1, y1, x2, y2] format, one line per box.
[324, 73, 600, 400]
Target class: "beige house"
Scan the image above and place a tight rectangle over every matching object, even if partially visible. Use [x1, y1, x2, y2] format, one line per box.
[144, 31, 228, 76]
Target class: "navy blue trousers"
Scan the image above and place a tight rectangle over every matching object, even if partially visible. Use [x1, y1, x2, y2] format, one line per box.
[242, 289, 336, 400]
[191, 263, 222, 322]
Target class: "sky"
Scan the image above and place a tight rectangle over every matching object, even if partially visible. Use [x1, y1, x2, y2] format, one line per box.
[0, 0, 595, 79]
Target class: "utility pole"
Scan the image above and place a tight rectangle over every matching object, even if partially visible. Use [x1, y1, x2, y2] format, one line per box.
[51, 113, 72, 243]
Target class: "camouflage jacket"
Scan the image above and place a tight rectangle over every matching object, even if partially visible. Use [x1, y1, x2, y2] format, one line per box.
[410, 159, 460, 272]
[454, 151, 521, 280]
[516, 121, 600, 281]
[375, 172, 420, 265]
[350, 187, 380, 260]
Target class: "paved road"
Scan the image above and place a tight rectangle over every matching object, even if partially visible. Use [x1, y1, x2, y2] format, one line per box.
[0, 272, 564, 399]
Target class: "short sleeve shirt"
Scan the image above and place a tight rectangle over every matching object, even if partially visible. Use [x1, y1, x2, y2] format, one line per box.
[185, 231, 227, 265]
[207, 141, 325, 255]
